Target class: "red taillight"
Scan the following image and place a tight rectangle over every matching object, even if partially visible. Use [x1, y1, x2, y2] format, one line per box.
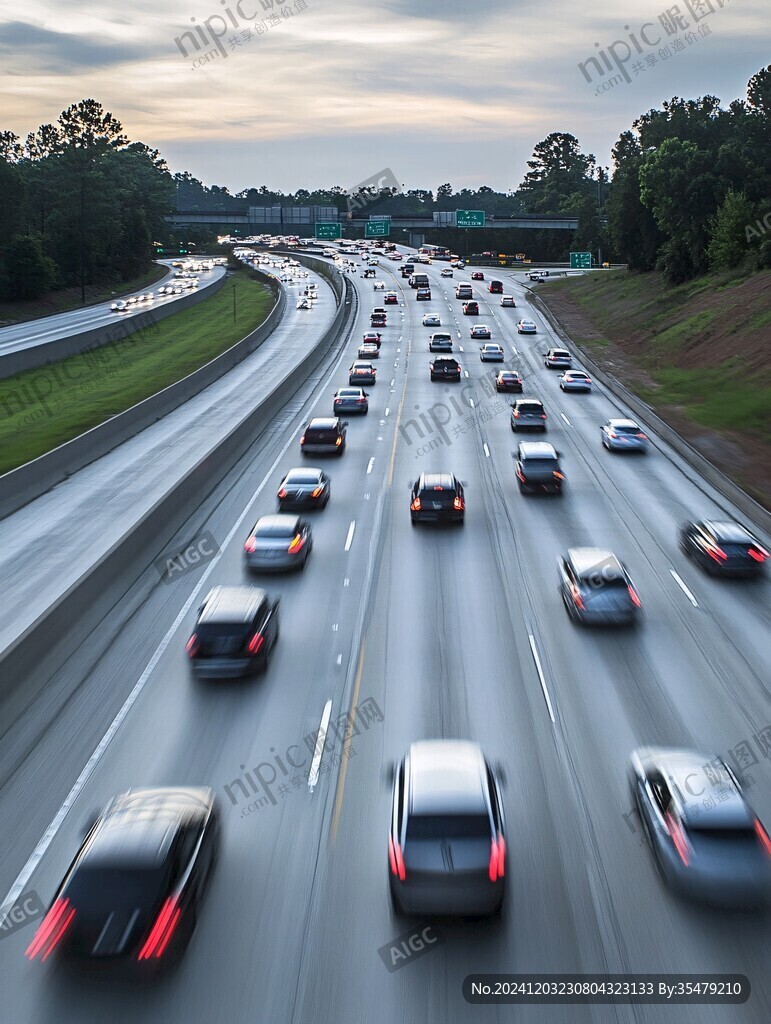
[248, 633, 265, 655]
[335, 436, 342, 446]
[25, 898, 75, 961]
[137, 897, 181, 960]
[488, 835, 506, 882]
[357, 398, 366, 404]
[754, 819, 771, 856]
[748, 547, 768, 563]
[570, 584, 585, 610]
[278, 488, 287, 499]
[541, 414, 547, 419]
[636, 433, 648, 439]
[388, 836, 406, 880]
[513, 411, 520, 418]
[244, 537, 256, 553]
[287, 534, 306, 554]
[608, 431, 618, 439]
[410, 497, 421, 511]
[553, 471, 564, 480]
[300, 435, 305, 444]
[705, 543, 727, 562]
[453, 496, 464, 510]
[665, 812, 691, 866]
[628, 585, 641, 607]
[311, 486, 323, 498]
[185, 634, 199, 658]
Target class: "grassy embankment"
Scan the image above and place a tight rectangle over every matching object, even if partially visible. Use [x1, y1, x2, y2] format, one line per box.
[0, 271, 274, 475]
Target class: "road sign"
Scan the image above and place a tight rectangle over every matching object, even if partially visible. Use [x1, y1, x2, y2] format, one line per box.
[365, 218, 391, 238]
[456, 210, 485, 228]
[516, 253, 526, 260]
[315, 222, 342, 240]
[570, 251, 592, 269]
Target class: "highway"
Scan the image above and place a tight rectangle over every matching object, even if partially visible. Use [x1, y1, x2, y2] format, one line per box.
[0, 248, 769, 1023]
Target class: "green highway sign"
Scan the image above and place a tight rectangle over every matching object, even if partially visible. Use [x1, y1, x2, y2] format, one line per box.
[365, 218, 391, 238]
[315, 222, 342, 240]
[456, 210, 485, 228]
[570, 251, 592, 269]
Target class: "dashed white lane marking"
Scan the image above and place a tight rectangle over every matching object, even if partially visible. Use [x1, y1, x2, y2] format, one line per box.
[308, 699, 333, 791]
[469, 398, 475, 408]
[385, 408, 390, 416]
[670, 570, 699, 607]
[483, 443, 490, 457]
[560, 413, 572, 426]
[459, 346, 464, 352]
[464, 370, 469, 378]
[344, 521, 356, 551]
[390, 379, 395, 387]
[528, 635, 556, 724]
[336, 654, 342, 665]
[343, 578, 350, 587]
[366, 457, 375, 474]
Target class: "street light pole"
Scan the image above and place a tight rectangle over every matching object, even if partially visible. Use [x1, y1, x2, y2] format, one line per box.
[233, 281, 236, 322]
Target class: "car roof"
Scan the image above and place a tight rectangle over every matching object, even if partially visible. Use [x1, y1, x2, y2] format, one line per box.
[254, 514, 300, 531]
[567, 548, 624, 580]
[199, 585, 267, 623]
[702, 520, 755, 542]
[515, 398, 544, 406]
[498, 370, 520, 376]
[83, 787, 213, 868]
[565, 370, 589, 376]
[407, 740, 488, 816]
[285, 467, 322, 479]
[308, 417, 339, 428]
[608, 418, 639, 429]
[635, 748, 751, 826]
[419, 472, 457, 489]
[519, 441, 557, 457]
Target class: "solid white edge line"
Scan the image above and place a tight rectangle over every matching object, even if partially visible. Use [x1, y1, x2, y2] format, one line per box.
[528, 634, 556, 724]
[344, 521, 356, 551]
[669, 569, 699, 607]
[308, 699, 333, 791]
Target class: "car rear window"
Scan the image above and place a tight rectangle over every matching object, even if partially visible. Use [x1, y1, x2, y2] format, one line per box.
[407, 813, 490, 839]
[67, 866, 169, 909]
[521, 458, 557, 471]
[306, 428, 337, 441]
[286, 472, 321, 484]
[197, 622, 248, 640]
[254, 523, 295, 538]
[614, 424, 640, 433]
[518, 404, 543, 413]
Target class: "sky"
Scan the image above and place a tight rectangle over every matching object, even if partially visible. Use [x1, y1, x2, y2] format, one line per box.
[1, 0, 768, 193]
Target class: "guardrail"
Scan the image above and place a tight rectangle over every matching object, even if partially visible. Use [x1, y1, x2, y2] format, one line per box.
[0, 269, 356, 729]
[0, 269, 227, 381]
[529, 290, 771, 537]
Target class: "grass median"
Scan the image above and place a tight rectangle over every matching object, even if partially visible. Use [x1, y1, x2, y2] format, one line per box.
[0, 272, 274, 475]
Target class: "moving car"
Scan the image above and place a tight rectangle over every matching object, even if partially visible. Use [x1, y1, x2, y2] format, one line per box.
[544, 348, 572, 370]
[558, 548, 641, 625]
[462, 301, 479, 316]
[277, 468, 330, 510]
[186, 586, 280, 677]
[470, 324, 492, 339]
[429, 356, 461, 382]
[333, 387, 369, 414]
[480, 344, 505, 362]
[409, 273, 429, 290]
[373, 280, 385, 290]
[422, 314, 441, 326]
[409, 472, 465, 525]
[560, 370, 592, 391]
[416, 287, 432, 301]
[601, 419, 648, 452]
[301, 417, 348, 455]
[500, 295, 516, 307]
[388, 740, 504, 914]
[362, 331, 382, 347]
[516, 319, 537, 334]
[679, 520, 768, 577]
[110, 300, 129, 313]
[630, 747, 771, 905]
[471, 271, 484, 281]
[429, 333, 453, 352]
[527, 270, 549, 281]
[455, 284, 473, 300]
[244, 515, 312, 572]
[510, 399, 547, 431]
[515, 441, 564, 494]
[488, 280, 503, 293]
[349, 360, 377, 385]
[358, 342, 380, 359]
[384, 291, 399, 305]
[495, 370, 523, 393]
[25, 788, 219, 964]
[297, 298, 312, 310]
[441, 268, 453, 277]
[371, 313, 387, 327]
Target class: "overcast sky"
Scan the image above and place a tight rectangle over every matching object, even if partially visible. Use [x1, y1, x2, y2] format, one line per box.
[1, 0, 768, 192]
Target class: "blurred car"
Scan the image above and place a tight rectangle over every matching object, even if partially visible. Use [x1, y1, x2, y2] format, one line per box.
[558, 548, 641, 625]
[560, 370, 592, 391]
[410, 472, 465, 525]
[358, 342, 380, 359]
[370, 313, 387, 327]
[480, 343, 504, 362]
[500, 295, 516, 307]
[470, 324, 492, 339]
[384, 291, 399, 305]
[416, 288, 432, 301]
[362, 331, 382, 348]
[495, 370, 523, 393]
[277, 468, 330, 510]
[440, 268, 453, 277]
[601, 419, 648, 452]
[429, 333, 453, 352]
[510, 399, 547, 431]
[297, 298, 312, 310]
[630, 747, 771, 905]
[25, 788, 219, 964]
[389, 740, 504, 914]
[544, 348, 572, 370]
[679, 520, 768, 577]
[244, 514, 312, 572]
[429, 357, 461, 382]
[422, 313, 441, 326]
[515, 441, 564, 494]
[516, 319, 537, 334]
[301, 417, 347, 455]
[471, 271, 484, 281]
[462, 301, 479, 316]
[333, 387, 369, 414]
[455, 284, 473, 300]
[488, 280, 503, 293]
[110, 300, 129, 313]
[186, 586, 280, 677]
[373, 281, 385, 290]
[349, 361, 377, 386]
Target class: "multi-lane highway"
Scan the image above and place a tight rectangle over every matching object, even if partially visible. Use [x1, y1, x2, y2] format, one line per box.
[0, 248, 769, 1023]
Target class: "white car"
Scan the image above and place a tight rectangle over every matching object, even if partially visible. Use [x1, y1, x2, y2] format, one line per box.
[373, 281, 385, 290]
[440, 268, 453, 277]
[422, 314, 441, 327]
[358, 343, 380, 359]
[480, 343, 505, 362]
[500, 295, 516, 307]
[516, 319, 537, 334]
[560, 370, 593, 392]
[110, 300, 129, 313]
[470, 324, 492, 340]
[297, 298, 312, 310]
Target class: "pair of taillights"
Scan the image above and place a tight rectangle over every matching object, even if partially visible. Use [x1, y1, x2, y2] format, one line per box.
[243, 533, 305, 554]
[388, 835, 505, 884]
[277, 486, 323, 499]
[512, 412, 546, 419]
[186, 631, 264, 657]
[704, 542, 769, 563]
[26, 896, 183, 961]
[607, 432, 647, 440]
[570, 584, 641, 609]
[665, 814, 771, 865]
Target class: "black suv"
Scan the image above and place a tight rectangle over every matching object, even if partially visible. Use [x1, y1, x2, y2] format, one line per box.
[515, 441, 564, 494]
[187, 585, 280, 677]
[300, 417, 347, 455]
[511, 399, 547, 431]
[679, 520, 768, 577]
[429, 356, 461, 382]
[410, 472, 465, 524]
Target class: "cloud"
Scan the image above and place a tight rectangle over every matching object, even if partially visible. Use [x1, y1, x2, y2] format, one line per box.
[0, 21, 160, 72]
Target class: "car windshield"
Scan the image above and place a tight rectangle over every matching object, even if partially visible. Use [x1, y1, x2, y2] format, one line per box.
[407, 813, 490, 839]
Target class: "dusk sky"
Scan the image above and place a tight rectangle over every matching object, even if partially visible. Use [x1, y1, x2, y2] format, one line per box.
[2, 0, 768, 192]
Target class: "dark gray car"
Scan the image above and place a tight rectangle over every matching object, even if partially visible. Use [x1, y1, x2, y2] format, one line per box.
[244, 514, 312, 572]
[510, 399, 547, 431]
[558, 547, 641, 625]
[187, 586, 279, 678]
